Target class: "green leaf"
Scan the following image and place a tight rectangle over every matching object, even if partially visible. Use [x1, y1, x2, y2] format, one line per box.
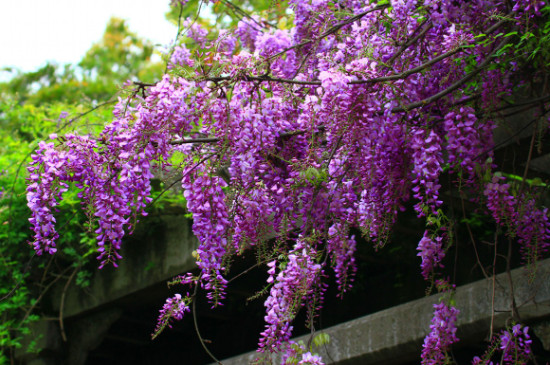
[313, 332, 330, 347]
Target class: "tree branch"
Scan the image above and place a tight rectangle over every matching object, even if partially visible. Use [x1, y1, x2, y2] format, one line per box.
[266, 4, 391, 61]
[389, 37, 510, 114]
[202, 19, 508, 87]
[386, 20, 433, 66]
[59, 266, 78, 342]
[220, 0, 274, 29]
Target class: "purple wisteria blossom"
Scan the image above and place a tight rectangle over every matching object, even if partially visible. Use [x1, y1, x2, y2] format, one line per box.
[23, 0, 550, 360]
[259, 239, 322, 352]
[417, 232, 445, 280]
[472, 324, 532, 364]
[421, 302, 460, 364]
[169, 44, 194, 68]
[153, 294, 191, 337]
[298, 352, 325, 365]
[411, 128, 443, 217]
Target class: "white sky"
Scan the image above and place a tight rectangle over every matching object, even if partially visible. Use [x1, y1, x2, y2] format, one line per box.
[0, 0, 178, 79]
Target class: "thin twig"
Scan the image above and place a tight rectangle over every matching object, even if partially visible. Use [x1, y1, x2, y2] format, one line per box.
[202, 28, 508, 97]
[170, 137, 221, 144]
[519, 121, 538, 193]
[386, 20, 432, 66]
[147, 153, 215, 208]
[506, 237, 520, 322]
[192, 284, 222, 364]
[203, 46, 463, 86]
[59, 266, 78, 342]
[166, 0, 204, 74]
[169, 130, 307, 145]
[491, 94, 550, 113]
[59, 99, 117, 132]
[220, 0, 273, 29]
[490, 230, 498, 338]
[353, 47, 463, 84]
[19, 266, 71, 325]
[475, 108, 550, 161]
[461, 195, 490, 279]
[390, 37, 510, 114]
[227, 260, 268, 284]
[0, 254, 35, 302]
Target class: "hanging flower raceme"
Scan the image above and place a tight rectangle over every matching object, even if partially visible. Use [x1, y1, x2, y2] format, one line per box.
[259, 239, 322, 352]
[182, 162, 231, 305]
[27, 140, 71, 255]
[472, 324, 532, 365]
[484, 175, 550, 267]
[421, 301, 460, 365]
[417, 231, 445, 281]
[411, 128, 443, 217]
[443, 107, 492, 181]
[327, 222, 357, 294]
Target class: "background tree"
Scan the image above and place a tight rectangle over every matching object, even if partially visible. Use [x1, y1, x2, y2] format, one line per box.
[0, 17, 170, 363]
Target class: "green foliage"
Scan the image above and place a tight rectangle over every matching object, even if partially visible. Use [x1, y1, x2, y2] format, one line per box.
[482, 6, 550, 73]
[0, 16, 167, 362]
[165, 0, 288, 28]
[312, 332, 330, 347]
[0, 97, 106, 362]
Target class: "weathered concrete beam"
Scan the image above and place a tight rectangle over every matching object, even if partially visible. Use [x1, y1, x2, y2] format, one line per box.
[218, 258, 550, 365]
[50, 215, 197, 318]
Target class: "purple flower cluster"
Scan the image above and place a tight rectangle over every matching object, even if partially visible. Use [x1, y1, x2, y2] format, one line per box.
[499, 324, 532, 364]
[298, 352, 324, 365]
[27, 141, 67, 255]
[472, 324, 532, 364]
[182, 164, 230, 305]
[182, 17, 208, 47]
[516, 198, 550, 266]
[254, 30, 296, 78]
[417, 231, 445, 280]
[411, 128, 443, 217]
[26, 77, 197, 266]
[484, 175, 517, 227]
[169, 45, 194, 69]
[484, 175, 550, 265]
[327, 223, 357, 294]
[259, 239, 322, 352]
[513, 0, 546, 16]
[421, 302, 460, 365]
[279, 342, 325, 365]
[235, 16, 262, 51]
[444, 107, 491, 180]
[153, 293, 191, 337]
[169, 0, 189, 7]
[152, 273, 198, 338]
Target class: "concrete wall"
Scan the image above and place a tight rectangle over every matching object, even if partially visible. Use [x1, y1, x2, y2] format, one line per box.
[218, 258, 550, 365]
[50, 214, 198, 318]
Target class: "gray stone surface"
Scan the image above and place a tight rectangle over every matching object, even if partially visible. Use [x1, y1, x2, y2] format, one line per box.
[14, 320, 62, 363]
[218, 258, 550, 365]
[533, 320, 550, 352]
[66, 308, 123, 365]
[50, 215, 198, 318]
[530, 154, 550, 175]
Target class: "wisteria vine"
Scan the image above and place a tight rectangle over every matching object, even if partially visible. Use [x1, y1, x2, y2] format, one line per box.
[26, 0, 550, 363]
